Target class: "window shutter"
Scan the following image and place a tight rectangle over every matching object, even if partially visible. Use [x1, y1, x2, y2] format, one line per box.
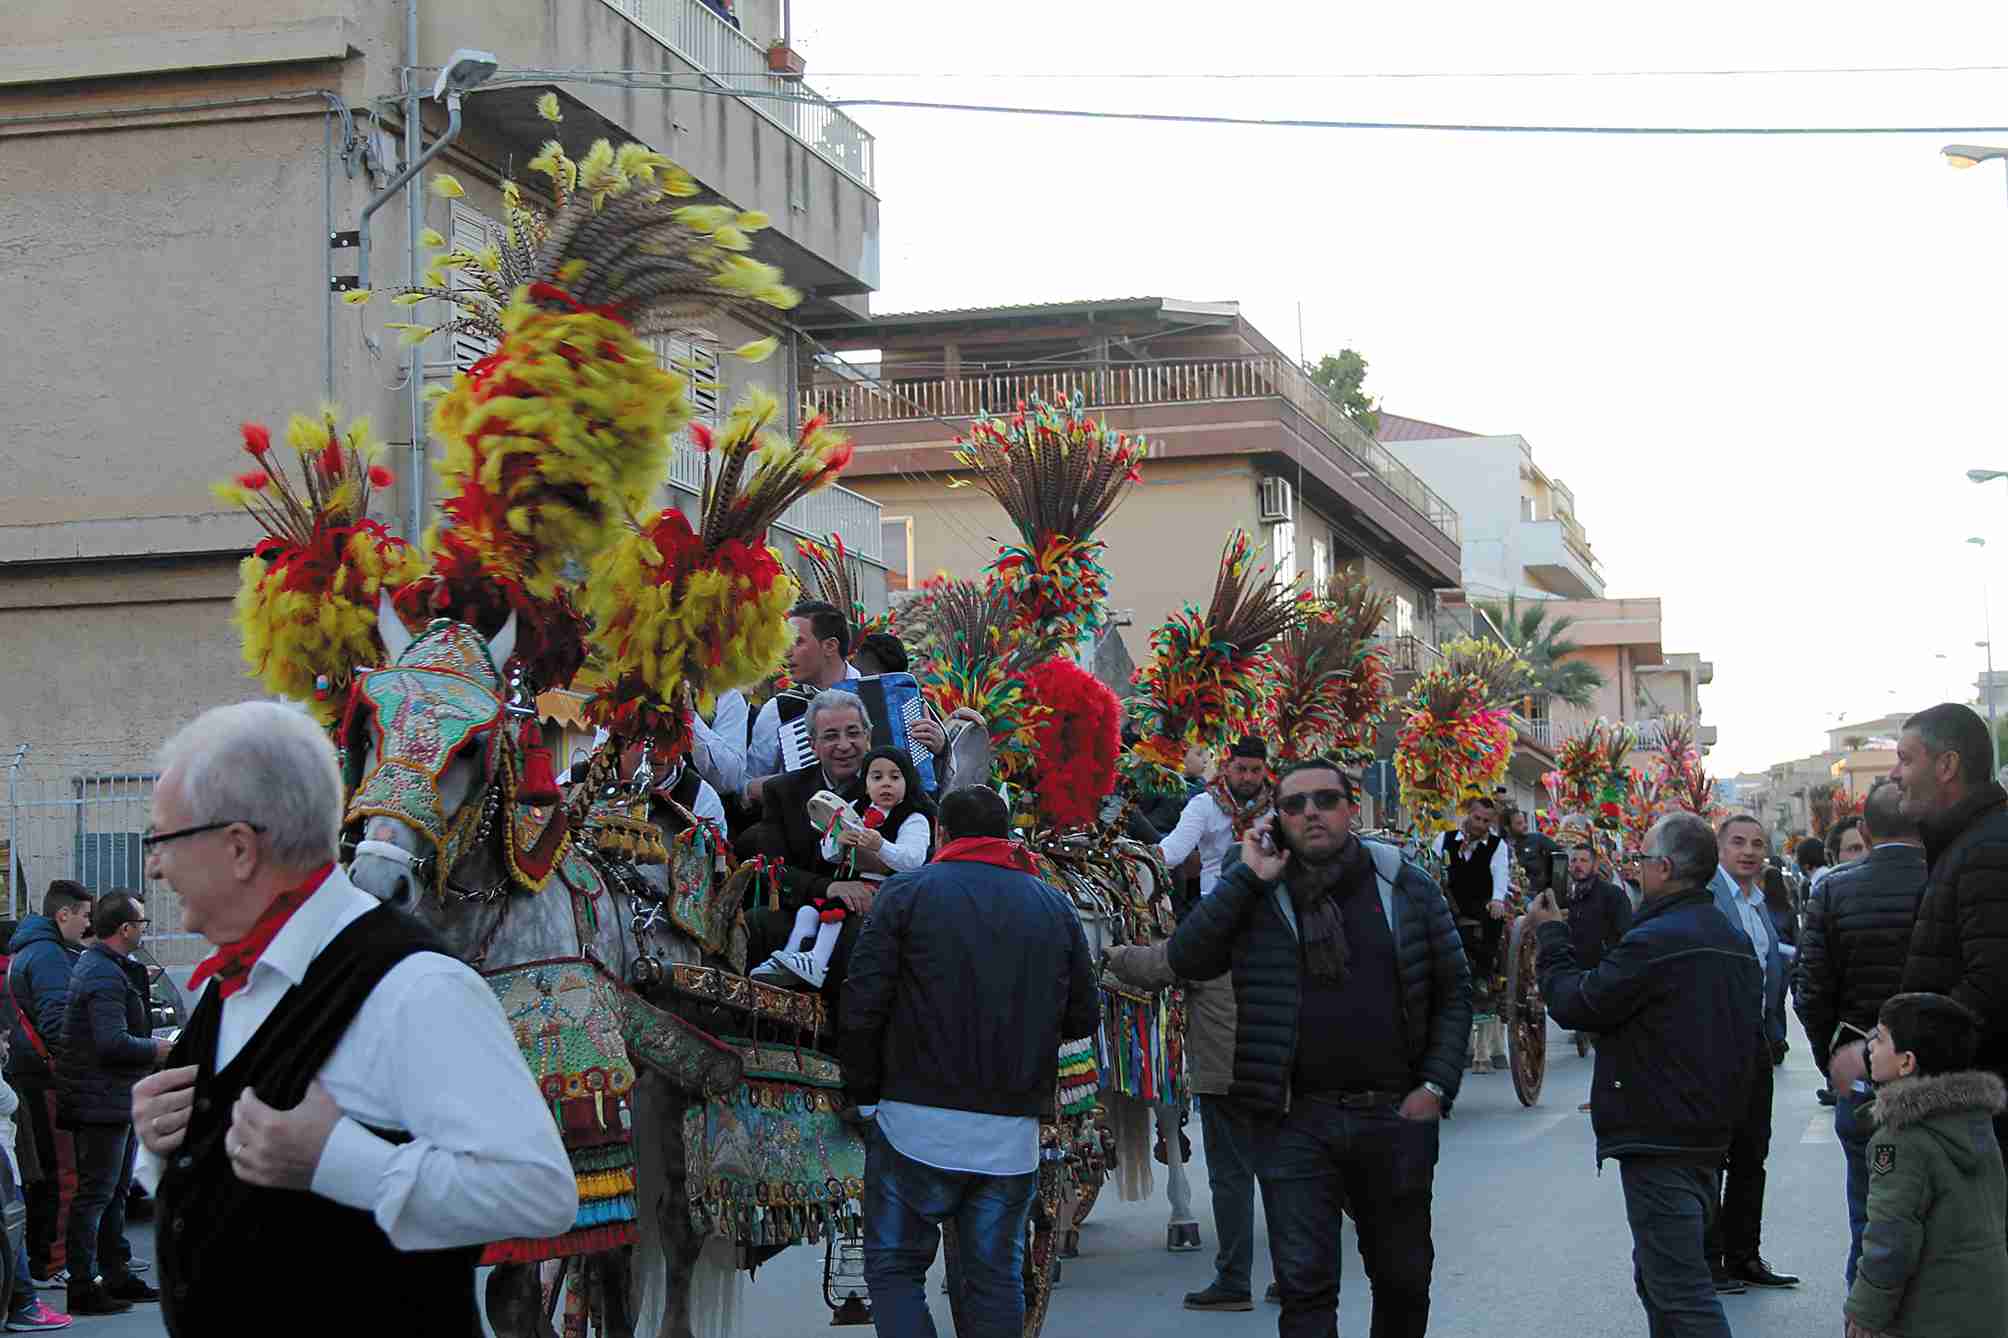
[653, 336, 722, 438]
[446, 201, 500, 373]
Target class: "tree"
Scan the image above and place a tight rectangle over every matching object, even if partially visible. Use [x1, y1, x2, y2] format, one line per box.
[1307, 349, 1380, 434]
[1473, 594, 1608, 709]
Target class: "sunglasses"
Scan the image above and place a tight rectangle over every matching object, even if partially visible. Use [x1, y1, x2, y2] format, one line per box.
[1276, 788, 1349, 817]
[141, 820, 264, 850]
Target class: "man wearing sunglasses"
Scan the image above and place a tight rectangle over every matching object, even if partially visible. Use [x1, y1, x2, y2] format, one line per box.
[1167, 759, 1471, 1338]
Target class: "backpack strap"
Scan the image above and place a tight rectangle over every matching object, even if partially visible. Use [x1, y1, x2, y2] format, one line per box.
[4, 957, 50, 1066]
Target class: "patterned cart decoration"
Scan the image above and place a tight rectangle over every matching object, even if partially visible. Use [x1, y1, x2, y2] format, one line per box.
[684, 1038, 866, 1250]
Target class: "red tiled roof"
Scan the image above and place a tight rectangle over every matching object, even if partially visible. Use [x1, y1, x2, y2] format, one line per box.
[1375, 411, 1481, 442]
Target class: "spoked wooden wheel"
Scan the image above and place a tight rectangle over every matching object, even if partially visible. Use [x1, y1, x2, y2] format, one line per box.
[1503, 915, 1547, 1106]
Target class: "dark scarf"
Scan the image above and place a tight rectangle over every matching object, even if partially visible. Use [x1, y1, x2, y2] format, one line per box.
[1209, 774, 1274, 838]
[1285, 836, 1375, 984]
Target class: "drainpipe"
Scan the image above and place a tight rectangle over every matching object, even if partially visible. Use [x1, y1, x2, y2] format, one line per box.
[7, 744, 25, 920]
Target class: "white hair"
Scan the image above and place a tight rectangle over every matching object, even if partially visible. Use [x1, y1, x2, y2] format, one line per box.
[1645, 812, 1719, 886]
[804, 687, 871, 736]
[157, 701, 342, 868]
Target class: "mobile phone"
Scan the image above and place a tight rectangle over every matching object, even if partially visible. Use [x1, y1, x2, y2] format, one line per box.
[1549, 851, 1569, 890]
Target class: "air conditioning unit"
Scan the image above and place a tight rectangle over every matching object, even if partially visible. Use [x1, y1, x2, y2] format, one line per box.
[1258, 476, 1293, 523]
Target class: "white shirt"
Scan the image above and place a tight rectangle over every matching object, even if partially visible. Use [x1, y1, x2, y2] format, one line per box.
[688, 690, 748, 800]
[1158, 792, 1239, 897]
[136, 871, 577, 1251]
[875, 1100, 1038, 1176]
[745, 673, 860, 798]
[821, 810, 932, 879]
[1433, 830, 1512, 906]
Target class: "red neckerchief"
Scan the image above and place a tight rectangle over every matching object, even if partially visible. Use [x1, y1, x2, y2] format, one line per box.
[933, 836, 1035, 873]
[185, 863, 335, 1001]
[862, 805, 889, 831]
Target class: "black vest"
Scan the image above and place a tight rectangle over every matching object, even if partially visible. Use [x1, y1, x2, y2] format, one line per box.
[156, 906, 482, 1336]
[1441, 830, 1503, 916]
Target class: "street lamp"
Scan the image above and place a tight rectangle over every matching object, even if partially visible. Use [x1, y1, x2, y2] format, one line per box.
[1946, 144, 2008, 203]
[1974, 536, 1997, 736]
[1970, 469, 2008, 485]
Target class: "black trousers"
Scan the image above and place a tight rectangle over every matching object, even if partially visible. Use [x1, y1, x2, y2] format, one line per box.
[18, 1086, 67, 1277]
[1704, 1052, 1774, 1264]
[66, 1124, 133, 1290]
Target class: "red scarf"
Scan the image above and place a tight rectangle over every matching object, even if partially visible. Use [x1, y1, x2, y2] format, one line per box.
[185, 863, 335, 1001]
[862, 806, 889, 830]
[933, 836, 1035, 873]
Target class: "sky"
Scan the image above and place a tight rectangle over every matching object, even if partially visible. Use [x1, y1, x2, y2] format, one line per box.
[791, 1, 2008, 775]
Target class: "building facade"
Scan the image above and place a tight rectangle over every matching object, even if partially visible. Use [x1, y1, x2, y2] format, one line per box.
[0, 0, 884, 929]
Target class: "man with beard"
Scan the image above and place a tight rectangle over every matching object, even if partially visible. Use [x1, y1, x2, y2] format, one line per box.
[1828, 703, 2008, 1244]
[1506, 806, 1563, 895]
[1157, 738, 1273, 899]
[1705, 815, 1796, 1292]
[1561, 841, 1634, 1110]
[739, 690, 880, 1014]
[1167, 760, 1470, 1338]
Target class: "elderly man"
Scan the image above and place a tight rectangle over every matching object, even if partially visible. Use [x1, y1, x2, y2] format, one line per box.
[1168, 760, 1470, 1338]
[1155, 738, 1274, 901]
[1795, 777, 1927, 1283]
[1533, 812, 1761, 1338]
[129, 702, 575, 1335]
[841, 785, 1097, 1338]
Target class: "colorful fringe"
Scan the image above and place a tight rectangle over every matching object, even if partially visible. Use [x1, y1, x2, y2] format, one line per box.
[1057, 1036, 1100, 1116]
[1096, 984, 1185, 1105]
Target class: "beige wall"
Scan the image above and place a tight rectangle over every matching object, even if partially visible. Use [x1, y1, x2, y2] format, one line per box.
[853, 457, 1260, 660]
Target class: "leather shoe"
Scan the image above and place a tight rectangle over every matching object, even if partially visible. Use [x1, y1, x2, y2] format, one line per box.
[1710, 1263, 1747, 1295]
[1817, 1087, 1838, 1107]
[106, 1274, 160, 1303]
[1182, 1285, 1253, 1312]
[1728, 1256, 1799, 1288]
[65, 1283, 131, 1317]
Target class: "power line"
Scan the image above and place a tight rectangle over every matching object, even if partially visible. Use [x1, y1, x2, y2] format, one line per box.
[806, 64, 2008, 82]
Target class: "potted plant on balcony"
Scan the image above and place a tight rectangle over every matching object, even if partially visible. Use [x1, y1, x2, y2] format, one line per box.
[767, 39, 806, 77]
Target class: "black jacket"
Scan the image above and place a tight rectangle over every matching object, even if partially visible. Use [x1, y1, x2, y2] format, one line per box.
[1538, 886, 1761, 1164]
[1797, 845, 1928, 1072]
[1565, 877, 1634, 973]
[4, 917, 78, 1088]
[840, 853, 1097, 1118]
[59, 943, 156, 1127]
[1165, 839, 1472, 1116]
[1513, 830, 1563, 893]
[1905, 781, 2008, 1080]
[738, 763, 864, 908]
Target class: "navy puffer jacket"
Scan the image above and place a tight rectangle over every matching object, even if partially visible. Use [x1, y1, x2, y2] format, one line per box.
[58, 944, 156, 1127]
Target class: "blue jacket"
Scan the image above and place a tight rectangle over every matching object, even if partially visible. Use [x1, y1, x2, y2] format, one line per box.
[1538, 886, 1762, 1163]
[3, 917, 79, 1087]
[58, 943, 156, 1127]
[1709, 868, 1788, 1047]
[840, 852, 1098, 1118]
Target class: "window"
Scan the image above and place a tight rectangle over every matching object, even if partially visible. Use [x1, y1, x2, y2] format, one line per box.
[72, 833, 143, 896]
[1310, 537, 1331, 593]
[882, 516, 914, 591]
[446, 201, 501, 373]
[653, 335, 722, 443]
[1393, 595, 1414, 638]
[1269, 521, 1296, 587]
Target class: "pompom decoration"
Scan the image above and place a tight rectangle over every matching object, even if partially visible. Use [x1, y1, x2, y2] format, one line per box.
[1022, 658, 1122, 830]
[211, 411, 425, 724]
[582, 389, 849, 758]
[949, 392, 1146, 644]
[1125, 531, 1302, 795]
[1392, 664, 1514, 835]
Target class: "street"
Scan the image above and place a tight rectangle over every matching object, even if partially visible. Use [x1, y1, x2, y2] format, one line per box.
[80, 1016, 1850, 1336]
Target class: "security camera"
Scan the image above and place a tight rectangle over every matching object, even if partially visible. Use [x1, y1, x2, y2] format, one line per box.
[434, 48, 499, 102]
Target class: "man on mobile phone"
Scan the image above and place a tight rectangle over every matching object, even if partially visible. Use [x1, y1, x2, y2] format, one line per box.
[1167, 759, 1470, 1338]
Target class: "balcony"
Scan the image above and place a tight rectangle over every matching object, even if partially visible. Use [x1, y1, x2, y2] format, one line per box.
[1519, 518, 1603, 599]
[602, 0, 874, 187]
[812, 355, 1460, 548]
[1375, 634, 1442, 676]
[667, 449, 887, 567]
[1510, 712, 1557, 752]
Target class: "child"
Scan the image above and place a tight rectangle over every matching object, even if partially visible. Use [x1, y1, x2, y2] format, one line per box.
[751, 747, 935, 990]
[1843, 992, 2008, 1338]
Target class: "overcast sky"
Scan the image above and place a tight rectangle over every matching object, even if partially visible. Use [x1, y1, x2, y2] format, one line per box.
[796, 2, 2008, 774]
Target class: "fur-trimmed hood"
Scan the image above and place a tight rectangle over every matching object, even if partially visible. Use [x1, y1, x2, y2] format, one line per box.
[1870, 1071, 2008, 1172]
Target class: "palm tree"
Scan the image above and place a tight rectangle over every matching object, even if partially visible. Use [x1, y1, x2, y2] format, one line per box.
[1474, 594, 1608, 709]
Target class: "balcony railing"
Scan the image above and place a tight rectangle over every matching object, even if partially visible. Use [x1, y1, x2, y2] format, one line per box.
[812, 355, 1460, 546]
[599, 0, 875, 188]
[1511, 713, 1557, 751]
[1375, 633, 1442, 675]
[668, 449, 885, 563]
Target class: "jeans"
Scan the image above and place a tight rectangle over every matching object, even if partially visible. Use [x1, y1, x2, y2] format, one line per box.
[862, 1126, 1037, 1338]
[18, 1087, 70, 1276]
[1197, 1096, 1258, 1295]
[1705, 1053, 1773, 1264]
[1836, 1088, 1871, 1284]
[1620, 1160, 1731, 1338]
[66, 1125, 134, 1290]
[1250, 1095, 1438, 1338]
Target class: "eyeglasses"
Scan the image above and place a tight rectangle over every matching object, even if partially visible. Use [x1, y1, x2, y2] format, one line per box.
[1277, 788, 1349, 817]
[124, 919, 150, 929]
[140, 820, 264, 850]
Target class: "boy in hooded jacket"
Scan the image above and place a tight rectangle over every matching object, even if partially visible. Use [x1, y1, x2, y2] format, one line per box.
[1844, 992, 2008, 1338]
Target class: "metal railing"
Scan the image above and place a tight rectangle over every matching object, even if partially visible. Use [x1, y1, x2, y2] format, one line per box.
[667, 451, 886, 564]
[1375, 633, 1443, 675]
[1, 748, 204, 967]
[811, 355, 1460, 546]
[599, 0, 876, 188]
[1511, 713, 1557, 751]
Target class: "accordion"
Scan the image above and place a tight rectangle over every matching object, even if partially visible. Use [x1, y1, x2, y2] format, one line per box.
[775, 673, 939, 791]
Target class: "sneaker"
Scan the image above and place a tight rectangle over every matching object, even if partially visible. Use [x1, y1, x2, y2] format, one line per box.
[1727, 1256, 1799, 1288]
[1264, 1283, 1281, 1305]
[104, 1275, 158, 1304]
[1182, 1285, 1253, 1312]
[1710, 1263, 1747, 1295]
[62, 1284, 128, 1318]
[6, 1300, 71, 1331]
[754, 950, 826, 991]
[28, 1272, 64, 1293]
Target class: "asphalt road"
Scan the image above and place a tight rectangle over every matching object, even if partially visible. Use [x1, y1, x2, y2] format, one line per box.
[83, 1017, 1855, 1336]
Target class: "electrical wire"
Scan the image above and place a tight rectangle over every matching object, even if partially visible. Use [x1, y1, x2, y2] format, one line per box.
[803, 64, 2008, 82]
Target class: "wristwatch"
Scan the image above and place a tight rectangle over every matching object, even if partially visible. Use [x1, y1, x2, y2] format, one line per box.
[1421, 1081, 1447, 1101]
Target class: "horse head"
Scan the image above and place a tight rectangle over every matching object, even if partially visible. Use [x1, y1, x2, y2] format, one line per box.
[345, 592, 518, 927]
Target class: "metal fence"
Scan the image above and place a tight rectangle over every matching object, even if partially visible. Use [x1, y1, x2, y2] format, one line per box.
[1, 748, 203, 967]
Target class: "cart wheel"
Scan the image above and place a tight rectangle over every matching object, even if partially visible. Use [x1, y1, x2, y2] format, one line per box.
[1504, 915, 1546, 1107]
